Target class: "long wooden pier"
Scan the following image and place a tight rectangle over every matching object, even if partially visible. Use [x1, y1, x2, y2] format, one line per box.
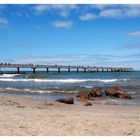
[0, 63, 134, 74]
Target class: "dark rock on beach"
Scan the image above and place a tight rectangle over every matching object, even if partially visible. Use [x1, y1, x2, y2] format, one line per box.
[120, 93, 132, 99]
[105, 86, 123, 98]
[105, 86, 132, 99]
[76, 86, 132, 103]
[56, 97, 74, 104]
[76, 93, 90, 101]
[90, 87, 102, 97]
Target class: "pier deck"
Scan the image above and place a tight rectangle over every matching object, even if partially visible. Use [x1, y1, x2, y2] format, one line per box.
[0, 63, 134, 74]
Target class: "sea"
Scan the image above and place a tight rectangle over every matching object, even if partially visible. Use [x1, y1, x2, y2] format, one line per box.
[0, 71, 140, 106]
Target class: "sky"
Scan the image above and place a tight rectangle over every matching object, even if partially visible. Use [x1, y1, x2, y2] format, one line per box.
[0, 4, 140, 69]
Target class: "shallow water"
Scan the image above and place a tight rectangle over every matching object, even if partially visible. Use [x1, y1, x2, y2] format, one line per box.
[0, 71, 140, 105]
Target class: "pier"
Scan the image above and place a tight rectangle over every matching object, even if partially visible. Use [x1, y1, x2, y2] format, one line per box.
[0, 63, 134, 74]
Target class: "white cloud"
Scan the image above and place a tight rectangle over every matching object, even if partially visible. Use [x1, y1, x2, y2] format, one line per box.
[6, 54, 137, 68]
[50, 4, 77, 17]
[6, 54, 117, 66]
[90, 4, 140, 19]
[78, 5, 140, 20]
[79, 13, 97, 20]
[124, 5, 140, 17]
[117, 42, 140, 51]
[8, 55, 83, 65]
[92, 4, 108, 10]
[33, 4, 49, 13]
[99, 9, 123, 18]
[33, 4, 77, 17]
[53, 21, 73, 28]
[91, 4, 118, 10]
[0, 17, 9, 26]
[1, 4, 140, 27]
[12, 11, 30, 18]
[128, 31, 140, 36]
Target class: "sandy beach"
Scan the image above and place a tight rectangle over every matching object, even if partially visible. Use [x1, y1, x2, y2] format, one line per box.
[0, 93, 139, 136]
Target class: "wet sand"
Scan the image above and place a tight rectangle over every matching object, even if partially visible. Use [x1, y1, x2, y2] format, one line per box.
[0, 93, 140, 136]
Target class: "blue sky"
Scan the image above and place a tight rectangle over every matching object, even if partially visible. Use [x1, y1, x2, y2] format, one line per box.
[0, 4, 140, 69]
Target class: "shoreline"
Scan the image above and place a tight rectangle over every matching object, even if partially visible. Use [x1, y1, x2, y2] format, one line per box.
[0, 93, 140, 135]
[0, 90, 140, 106]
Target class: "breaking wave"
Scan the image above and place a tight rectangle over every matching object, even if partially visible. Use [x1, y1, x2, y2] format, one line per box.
[0, 74, 20, 78]
[0, 78, 127, 83]
[0, 87, 78, 94]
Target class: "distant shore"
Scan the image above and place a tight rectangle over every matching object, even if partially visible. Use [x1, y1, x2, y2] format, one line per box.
[0, 92, 140, 136]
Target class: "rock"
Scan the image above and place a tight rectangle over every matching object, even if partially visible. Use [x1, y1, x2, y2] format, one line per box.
[90, 87, 102, 97]
[105, 87, 132, 99]
[84, 101, 92, 106]
[76, 93, 90, 100]
[108, 91, 122, 98]
[105, 86, 123, 98]
[110, 86, 124, 91]
[120, 93, 132, 99]
[56, 97, 74, 104]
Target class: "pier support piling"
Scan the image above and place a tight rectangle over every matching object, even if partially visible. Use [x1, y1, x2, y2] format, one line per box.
[17, 67, 20, 74]
[84, 69, 86, 73]
[33, 68, 36, 74]
[46, 68, 49, 73]
[77, 68, 79, 73]
[58, 68, 60, 73]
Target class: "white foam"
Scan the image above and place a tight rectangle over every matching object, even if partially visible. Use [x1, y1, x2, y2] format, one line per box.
[0, 78, 123, 83]
[96, 79, 118, 82]
[0, 74, 19, 78]
[0, 87, 78, 94]
[80, 85, 93, 88]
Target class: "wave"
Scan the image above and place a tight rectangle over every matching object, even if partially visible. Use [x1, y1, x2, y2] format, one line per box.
[0, 87, 78, 94]
[0, 74, 20, 78]
[0, 78, 127, 83]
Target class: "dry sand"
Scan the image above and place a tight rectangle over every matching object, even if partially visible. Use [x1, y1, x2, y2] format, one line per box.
[0, 93, 140, 136]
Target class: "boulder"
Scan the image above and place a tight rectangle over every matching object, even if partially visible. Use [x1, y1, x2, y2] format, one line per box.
[110, 86, 123, 91]
[84, 101, 92, 106]
[120, 93, 132, 99]
[76, 93, 90, 101]
[56, 97, 74, 104]
[90, 87, 102, 97]
[105, 86, 124, 98]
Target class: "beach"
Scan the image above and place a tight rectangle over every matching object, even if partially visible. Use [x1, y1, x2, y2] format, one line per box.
[0, 93, 140, 136]
[1, 3, 140, 137]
